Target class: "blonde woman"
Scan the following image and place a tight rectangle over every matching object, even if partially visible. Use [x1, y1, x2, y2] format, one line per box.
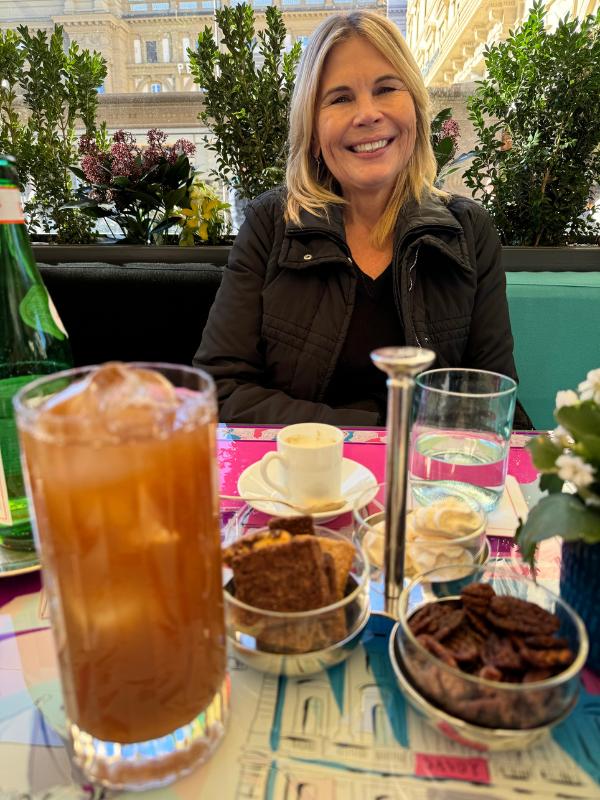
[195, 11, 519, 425]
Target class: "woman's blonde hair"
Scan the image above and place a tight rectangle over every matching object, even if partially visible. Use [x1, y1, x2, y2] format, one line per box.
[285, 11, 445, 247]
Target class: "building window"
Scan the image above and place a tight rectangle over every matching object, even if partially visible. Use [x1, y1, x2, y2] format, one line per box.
[179, 1, 198, 8]
[133, 39, 142, 64]
[130, 3, 148, 10]
[97, 84, 106, 94]
[150, 82, 162, 93]
[296, 35, 310, 49]
[152, 2, 170, 10]
[182, 37, 191, 62]
[162, 36, 170, 62]
[146, 41, 158, 63]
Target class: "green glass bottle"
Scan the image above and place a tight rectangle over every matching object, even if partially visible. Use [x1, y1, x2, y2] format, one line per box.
[0, 154, 73, 550]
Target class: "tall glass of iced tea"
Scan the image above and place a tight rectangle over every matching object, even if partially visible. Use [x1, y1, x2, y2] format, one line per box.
[14, 363, 227, 791]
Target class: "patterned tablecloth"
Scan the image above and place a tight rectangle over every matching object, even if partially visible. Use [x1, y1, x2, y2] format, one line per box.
[0, 428, 598, 799]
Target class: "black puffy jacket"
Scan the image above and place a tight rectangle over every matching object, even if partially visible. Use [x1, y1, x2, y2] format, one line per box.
[195, 188, 517, 426]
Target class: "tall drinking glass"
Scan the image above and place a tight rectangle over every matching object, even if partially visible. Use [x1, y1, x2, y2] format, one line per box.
[14, 363, 228, 791]
[409, 368, 517, 511]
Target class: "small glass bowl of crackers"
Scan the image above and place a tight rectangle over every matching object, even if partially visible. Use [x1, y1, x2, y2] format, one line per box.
[389, 563, 588, 750]
[222, 516, 370, 676]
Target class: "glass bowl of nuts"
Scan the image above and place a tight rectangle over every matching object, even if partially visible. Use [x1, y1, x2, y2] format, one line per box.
[389, 563, 588, 750]
[222, 518, 370, 676]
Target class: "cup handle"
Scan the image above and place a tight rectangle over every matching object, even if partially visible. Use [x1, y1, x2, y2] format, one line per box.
[259, 452, 288, 497]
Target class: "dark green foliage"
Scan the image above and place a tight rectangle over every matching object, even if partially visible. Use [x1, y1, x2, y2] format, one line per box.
[188, 3, 301, 200]
[463, 3, 600, 246]
[0, 25, 107, 243]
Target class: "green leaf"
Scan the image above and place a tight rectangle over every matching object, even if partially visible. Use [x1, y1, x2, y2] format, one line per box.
[60, 198, 98, 210]
[69, 165, 86, 181]
[151, 216, 181, 236]
[556, 401, 600, 439]
[576, 434, 600, 464]
[79, 205, 112, 218]
[515, 492, 600, 567]
[539, 473, 565, 494]
[526, 434, 562, 470]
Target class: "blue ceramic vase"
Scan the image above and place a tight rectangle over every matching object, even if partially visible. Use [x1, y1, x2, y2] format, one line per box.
[560, 539, 600, 673]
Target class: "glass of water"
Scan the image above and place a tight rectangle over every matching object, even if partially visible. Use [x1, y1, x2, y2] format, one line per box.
[409, 369, 517, 511]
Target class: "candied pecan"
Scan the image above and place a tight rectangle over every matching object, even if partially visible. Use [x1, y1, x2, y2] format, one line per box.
[524, 635, 570, 650]
[433, 609, 465, 642]
[478, 665, 503, 681]
[482, 633, 523, 671]
[437, 667, 468, 701]
[417, 634, 458, 668]
[457, 695, 507, 728]
[465, 608, 491, 637]
[444, 624, 482, 663]
[487, 596, 560, 635]
[409, 602, 453, 636]
[523, 668, 553, 683]
[520, 644, 574, 670]
[461, 583, 495, 613]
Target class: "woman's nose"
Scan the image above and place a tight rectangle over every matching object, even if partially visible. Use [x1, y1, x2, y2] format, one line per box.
[353, 95, 383, 126]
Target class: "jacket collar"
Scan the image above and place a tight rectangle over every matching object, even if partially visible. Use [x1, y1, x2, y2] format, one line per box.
[279, 192, 471, 273]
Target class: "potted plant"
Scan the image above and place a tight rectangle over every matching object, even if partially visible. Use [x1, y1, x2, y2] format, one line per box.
[188, 3, 301, 228]
[515, 368, 600, 670]
[463, 2, 600, 266]
[431, 108, 461, 188]
[65, 128, 197, 245]
[0, 24, 106, 244]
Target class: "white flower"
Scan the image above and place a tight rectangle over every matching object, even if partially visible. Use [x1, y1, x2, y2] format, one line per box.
[578, 368, 600, 404]
[556, 454, 595, 489]
[555, 390, 579, 409]
[551, 425, 574, 447]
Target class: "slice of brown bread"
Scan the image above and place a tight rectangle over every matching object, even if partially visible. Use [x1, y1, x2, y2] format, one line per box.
[318, 538, 356, 599]
[231, 536, 334, 613]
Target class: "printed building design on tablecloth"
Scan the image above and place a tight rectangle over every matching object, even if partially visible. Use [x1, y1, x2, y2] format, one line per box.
[230, 616, 599, 800]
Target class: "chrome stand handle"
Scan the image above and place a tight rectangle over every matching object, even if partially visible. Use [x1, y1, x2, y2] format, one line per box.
[370, 346, 435, 618]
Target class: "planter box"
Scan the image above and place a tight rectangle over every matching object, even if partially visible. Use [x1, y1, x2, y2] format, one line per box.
[33, 243, 599, 271]
[32, 243, 232, 267]
[501, 246, 600, 272]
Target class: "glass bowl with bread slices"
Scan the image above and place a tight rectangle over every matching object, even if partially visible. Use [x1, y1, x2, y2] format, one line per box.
[222, 515, 370, 676]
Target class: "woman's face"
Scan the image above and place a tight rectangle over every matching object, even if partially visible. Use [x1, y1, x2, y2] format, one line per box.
[314, 36, 417, 204]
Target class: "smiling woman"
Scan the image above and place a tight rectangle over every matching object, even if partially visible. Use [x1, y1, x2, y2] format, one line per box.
[194, 11, 522, 428]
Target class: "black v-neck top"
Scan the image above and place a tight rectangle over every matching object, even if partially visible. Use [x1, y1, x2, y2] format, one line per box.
[324, 264, 404, 423]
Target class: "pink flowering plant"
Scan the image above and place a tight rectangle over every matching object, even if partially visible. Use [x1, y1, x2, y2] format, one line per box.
[64, 128, 196, 244]
[430, 108, 461, 187]
[516, 368, 600, 567]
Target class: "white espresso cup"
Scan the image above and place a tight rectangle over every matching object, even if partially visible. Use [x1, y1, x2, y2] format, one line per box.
[259, 423, 344, 507]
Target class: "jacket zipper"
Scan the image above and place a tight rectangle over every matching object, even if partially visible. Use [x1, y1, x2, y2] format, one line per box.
[408, 245, 421, 347]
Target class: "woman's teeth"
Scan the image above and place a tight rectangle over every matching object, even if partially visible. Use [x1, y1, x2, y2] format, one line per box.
[351, 139, 390, 153]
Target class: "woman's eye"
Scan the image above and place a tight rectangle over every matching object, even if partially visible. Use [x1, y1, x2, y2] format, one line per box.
[377, 85, 396, 95]
[331, 95, 350, 105]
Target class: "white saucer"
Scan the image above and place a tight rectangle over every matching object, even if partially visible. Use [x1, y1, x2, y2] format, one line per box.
[237, 457, 378, 522]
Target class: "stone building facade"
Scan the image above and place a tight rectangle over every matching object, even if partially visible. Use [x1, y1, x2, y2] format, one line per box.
[407, 0, 600, 87]
[0, 0, 386, 95]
